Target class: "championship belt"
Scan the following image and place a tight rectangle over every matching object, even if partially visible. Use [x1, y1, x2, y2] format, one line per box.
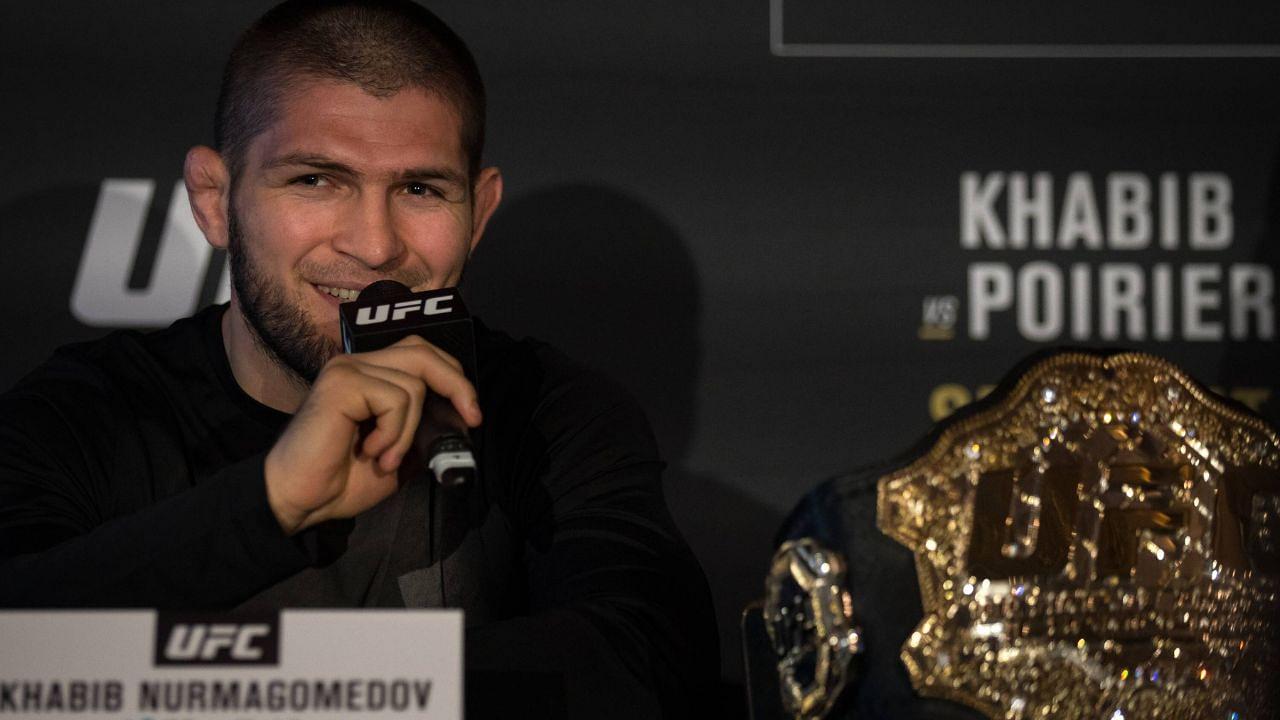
[763, 351, 1280, 719]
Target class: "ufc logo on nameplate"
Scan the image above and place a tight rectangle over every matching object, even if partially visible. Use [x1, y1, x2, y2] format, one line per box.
[155, 613, 279, 666]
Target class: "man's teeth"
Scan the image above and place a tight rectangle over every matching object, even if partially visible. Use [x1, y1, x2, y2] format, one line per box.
[316, 284, 359, 301]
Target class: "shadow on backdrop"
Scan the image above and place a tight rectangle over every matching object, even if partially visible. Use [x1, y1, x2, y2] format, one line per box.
[462, 184, 781, 716]
[1221, 140, 1280, 425]
[0, 185, 117, 389]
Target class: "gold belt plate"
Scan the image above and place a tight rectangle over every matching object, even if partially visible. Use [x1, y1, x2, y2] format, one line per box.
[878, 352, 1279, 719]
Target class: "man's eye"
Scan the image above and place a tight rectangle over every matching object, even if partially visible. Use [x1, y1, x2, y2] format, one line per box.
[406, 182, 438, 197]
[293, 174, 325, 187]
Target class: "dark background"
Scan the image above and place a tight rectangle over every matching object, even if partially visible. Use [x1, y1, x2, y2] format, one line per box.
[3, 2, 1278, 713]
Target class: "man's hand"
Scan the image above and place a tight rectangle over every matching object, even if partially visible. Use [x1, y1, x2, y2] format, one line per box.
[263, 335, 482, 536]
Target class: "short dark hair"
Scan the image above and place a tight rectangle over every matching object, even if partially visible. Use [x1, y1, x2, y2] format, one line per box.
[215, 0, 486, 181]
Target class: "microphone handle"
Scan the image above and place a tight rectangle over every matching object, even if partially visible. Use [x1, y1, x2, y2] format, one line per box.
[418, 394, 476, 486]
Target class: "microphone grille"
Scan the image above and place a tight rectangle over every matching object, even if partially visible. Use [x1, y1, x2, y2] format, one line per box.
[358, 280, 412, 301]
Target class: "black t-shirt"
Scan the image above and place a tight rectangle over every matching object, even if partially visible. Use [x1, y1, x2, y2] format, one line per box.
[0, 304, 717, 717]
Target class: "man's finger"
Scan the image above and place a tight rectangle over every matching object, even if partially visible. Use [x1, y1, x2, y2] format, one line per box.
[380, 334, 465, 373]
[351, 364, 427, 470]
[348, 344, 481, 427]
[326, 371, 413, 463]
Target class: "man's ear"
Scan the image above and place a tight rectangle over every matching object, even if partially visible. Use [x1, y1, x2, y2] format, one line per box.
[184, 146, 232, 250]
[468, 166, 504, 254]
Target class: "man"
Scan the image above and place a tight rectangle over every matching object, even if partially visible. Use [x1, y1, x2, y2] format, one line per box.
[0, 1, 717, 716]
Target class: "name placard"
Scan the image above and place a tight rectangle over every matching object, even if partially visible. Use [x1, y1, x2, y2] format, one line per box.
[0, 610, 461, 719]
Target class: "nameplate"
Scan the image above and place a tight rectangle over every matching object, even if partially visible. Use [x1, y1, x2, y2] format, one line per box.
[0, 610, 461, 719]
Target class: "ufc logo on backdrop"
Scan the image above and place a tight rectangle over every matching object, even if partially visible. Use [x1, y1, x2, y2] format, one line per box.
[73, 179, 228, 327]
[154, 613, 280, 666]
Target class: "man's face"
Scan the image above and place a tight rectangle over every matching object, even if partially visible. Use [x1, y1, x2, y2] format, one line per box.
[227, 80, 483, 381]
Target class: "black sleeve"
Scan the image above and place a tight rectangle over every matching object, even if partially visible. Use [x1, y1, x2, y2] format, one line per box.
[467, 365, 719, 719]
[0, 382, 312, 609]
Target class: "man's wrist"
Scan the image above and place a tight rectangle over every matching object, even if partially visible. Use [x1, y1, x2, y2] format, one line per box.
[263, 450, 307, 536]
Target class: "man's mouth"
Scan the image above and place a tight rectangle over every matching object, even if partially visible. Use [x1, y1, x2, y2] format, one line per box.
[313, 283, 361, 301]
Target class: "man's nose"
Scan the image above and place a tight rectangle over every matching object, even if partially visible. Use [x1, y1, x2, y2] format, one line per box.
[333, 193, 406, 269]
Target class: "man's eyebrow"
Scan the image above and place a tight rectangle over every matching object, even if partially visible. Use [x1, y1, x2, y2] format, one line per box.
[261, 153, 357, 175]
[394, 166, 467, 187]
[260, 154, 467, 187]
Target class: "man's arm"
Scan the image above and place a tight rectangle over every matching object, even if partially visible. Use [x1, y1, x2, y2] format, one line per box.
[0, 377, 314, 607]
[0, 334, 479, 607]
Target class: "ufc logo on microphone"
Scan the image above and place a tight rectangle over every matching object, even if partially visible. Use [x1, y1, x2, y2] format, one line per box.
[355, 295, 454, 325]
[154, 613, 280, 666]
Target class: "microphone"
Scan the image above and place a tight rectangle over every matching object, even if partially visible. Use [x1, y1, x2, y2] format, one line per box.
[339, 281, 478, 486]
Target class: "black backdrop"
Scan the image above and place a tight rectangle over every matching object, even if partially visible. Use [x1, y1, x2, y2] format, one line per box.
[3, 1, 1279, 710]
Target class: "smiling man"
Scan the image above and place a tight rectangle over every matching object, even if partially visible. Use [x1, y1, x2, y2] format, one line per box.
[203, 79, 498, 404]
[0, 1, 717, 717]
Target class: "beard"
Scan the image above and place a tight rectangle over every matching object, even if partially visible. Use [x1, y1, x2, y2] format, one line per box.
[225, 205, 449, 386]
[227, 210, 339, 386]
